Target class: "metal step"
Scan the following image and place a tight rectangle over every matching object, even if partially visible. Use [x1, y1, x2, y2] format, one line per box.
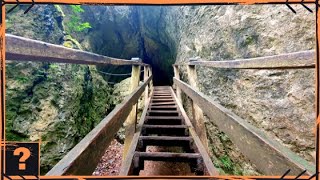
[126, 86, 208, 176]
[150, 102, 177, 106]
[137, 136, 194, 152]
[149, 106, 177, 111]
[147, 111, 180, 117]
[152, 95, 173, 98]
[151, 99, 175, 102]
[145, 116, 184, 125]
[132, 152, 204, 175]
[141, 125, 189, 136]
[153, 93, 172, 95]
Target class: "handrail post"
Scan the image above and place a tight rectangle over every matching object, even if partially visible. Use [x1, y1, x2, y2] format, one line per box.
[144, 65, 149, 106]
[149, 66, 153, 91]
[173, 65, 182, 102]
[316, 8, 320, 175]
[123, 63, 141, 160]
[187, 62, 209, 151]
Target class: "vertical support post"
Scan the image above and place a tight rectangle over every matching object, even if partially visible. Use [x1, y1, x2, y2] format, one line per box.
[123, 64, 141, 160]
[149, 66, 153, 91]
[0, 4, 5, 175]
[315, 3, 320, 179]
[144, 66, 149, 106]
[187, 64, 208, 151]
[173, 65, 182, 102]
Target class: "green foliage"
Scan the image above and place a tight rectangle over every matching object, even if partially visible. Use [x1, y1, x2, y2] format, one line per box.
[6, 110, 27, 141]
[76, 22, 92, 32]
[15, 76, 29, 83]
[65, 5, 92, 33]
[54, 5, 65, 17]
[216, 154, 244, 175]
[49, 64, 59, 70]
[219, 155, 233, 172]
[70, 5, 85, 13]
[241, 34, 258, 47]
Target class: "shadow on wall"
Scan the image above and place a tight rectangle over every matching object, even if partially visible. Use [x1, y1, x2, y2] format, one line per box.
[76, 6, 177, 86]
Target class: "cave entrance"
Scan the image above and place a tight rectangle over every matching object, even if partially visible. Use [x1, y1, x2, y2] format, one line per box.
[82, 6, 177, 86]
[150, 64, 173, 86]
[143, 56, 174, 86]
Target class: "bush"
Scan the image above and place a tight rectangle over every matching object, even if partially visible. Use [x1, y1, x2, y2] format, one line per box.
[66, 5, 92, 33]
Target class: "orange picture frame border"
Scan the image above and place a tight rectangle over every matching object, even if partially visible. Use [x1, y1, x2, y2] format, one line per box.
[0, 0, 319, 179]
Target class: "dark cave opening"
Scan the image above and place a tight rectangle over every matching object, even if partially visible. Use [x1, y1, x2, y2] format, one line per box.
[143, 57, 174, 86]
[88, 6, 176, 86]
[151, 66, 173, 86]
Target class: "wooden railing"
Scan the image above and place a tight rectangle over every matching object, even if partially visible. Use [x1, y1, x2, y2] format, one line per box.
[5, 34, 154, 175]
[172, 50, 316, 176]
[6, 34, 145, 66]
[46, 73, 152, 175]
[7, 34, 317, 176]
[185, 50, 315, 69]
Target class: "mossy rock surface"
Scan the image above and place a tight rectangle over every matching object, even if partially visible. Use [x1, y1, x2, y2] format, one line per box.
[6, 5, 114, 174]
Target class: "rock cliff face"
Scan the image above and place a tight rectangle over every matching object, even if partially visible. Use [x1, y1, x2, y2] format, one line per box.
[6, 5, 115, 173]
[5, 4, 316, 175]
[69, 6, 177, 85]
[172, 5, 316, 174]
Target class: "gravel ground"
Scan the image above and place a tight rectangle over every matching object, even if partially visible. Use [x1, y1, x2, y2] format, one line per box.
[92, 139, 124, 176]
[92, 140, 195, 176]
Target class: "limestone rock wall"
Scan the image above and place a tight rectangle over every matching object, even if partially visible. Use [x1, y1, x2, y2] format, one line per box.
[5, 5, 115, 173]
[173, 5, 316, 175]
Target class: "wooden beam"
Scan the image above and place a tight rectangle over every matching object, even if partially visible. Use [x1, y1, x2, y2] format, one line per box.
[46, 75, 152, 176]
[169, 87, 219, 176]
[187, 65, 209, 151]
[120, 90, 152, 175]
[149, 66, 153, 90]
[173, 65, 182, 102]
[5, 34, 146, 66]
[173, 77, 315, 175]
[144, 66, 149, 106]
[1, 0, 316, 5]
[179, 50, 315, 69]
[316, 4, 320, 178]
[123, 65, 141, 160]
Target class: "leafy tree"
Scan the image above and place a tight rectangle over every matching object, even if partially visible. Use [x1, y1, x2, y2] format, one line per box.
[66, 5, 92, 33]
[70, 5, 85, 13]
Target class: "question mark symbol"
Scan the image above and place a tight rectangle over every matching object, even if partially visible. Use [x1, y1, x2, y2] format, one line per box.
[13, 147, 31, 170]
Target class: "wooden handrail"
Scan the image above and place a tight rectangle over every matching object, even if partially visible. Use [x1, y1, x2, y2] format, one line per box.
[120, 90, 153, 175]
[46, 75, 152, 176]
[169, 87, 219, 176]
[173, 77, 315, 176]
[6, 34, 148, 66]
[174, 50, 315, 69]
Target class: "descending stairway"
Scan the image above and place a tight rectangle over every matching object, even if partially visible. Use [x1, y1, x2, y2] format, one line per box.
[132, 86, 206, 175]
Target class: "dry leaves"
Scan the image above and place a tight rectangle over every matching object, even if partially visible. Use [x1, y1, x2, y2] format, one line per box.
[92, 139, 124, 176]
